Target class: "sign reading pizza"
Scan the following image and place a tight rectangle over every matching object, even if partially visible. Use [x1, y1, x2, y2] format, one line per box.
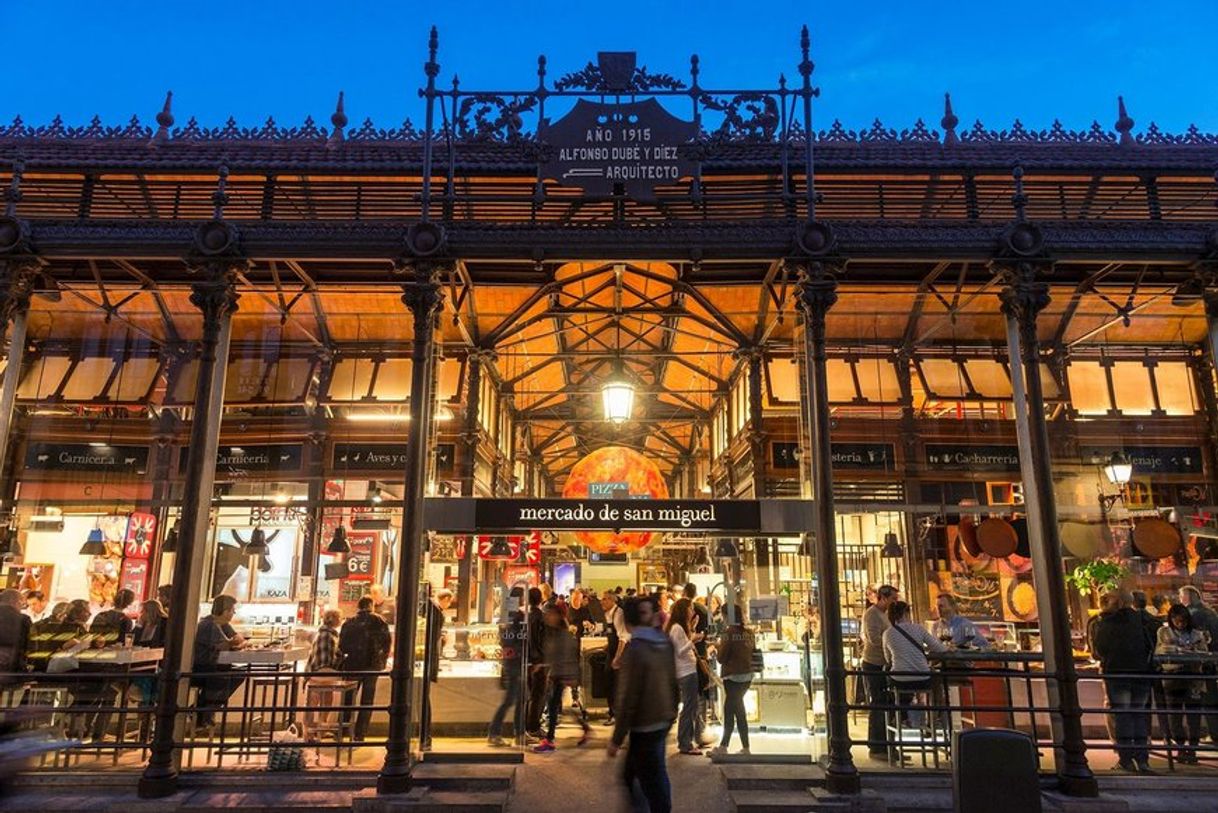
[540, 98, 696, 198]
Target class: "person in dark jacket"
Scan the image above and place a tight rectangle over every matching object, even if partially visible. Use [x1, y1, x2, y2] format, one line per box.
[0, 589, 30, 679]
[710, 604, 756, 756]
[339, 596, 392, 741]
[488, 586, 527, 746]
[418, 587, 452, 750]
[533, 604, 590, 752]
[1092, 590, 1155, 773]
[524, 587, 548, 738]
[1179, 586, 1218, 744]
[608, 595, 678, 813]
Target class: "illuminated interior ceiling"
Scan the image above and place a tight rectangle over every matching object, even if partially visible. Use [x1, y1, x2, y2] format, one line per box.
[11, 254, 1211, 490]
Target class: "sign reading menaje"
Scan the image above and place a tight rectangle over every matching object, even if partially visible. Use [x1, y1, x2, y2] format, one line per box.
[540, 98, 696, 198]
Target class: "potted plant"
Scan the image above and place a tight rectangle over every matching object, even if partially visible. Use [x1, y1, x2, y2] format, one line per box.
[1065, 558, 1130, 609]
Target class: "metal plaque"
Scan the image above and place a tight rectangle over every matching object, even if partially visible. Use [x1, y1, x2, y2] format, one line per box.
[540, 98, 696, 198]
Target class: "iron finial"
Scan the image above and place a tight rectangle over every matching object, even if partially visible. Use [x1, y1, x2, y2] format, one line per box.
[328, 91, 347, 146]
[779, 73, 787, 91]
[212, 163, 230, 221]
[799, 25, 815, 82]
[941, 92, 959, 146]
[537, 54, 547, 86]
[1115, 95, 1134, 147]
[690, 54, 700, 87]
[1011, 163, 1027, 222]
[425, 26, 440, 78]
[151, 91, 174, 145]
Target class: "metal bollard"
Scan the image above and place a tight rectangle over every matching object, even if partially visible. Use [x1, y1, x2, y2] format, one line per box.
[953, 728, 1042, 813]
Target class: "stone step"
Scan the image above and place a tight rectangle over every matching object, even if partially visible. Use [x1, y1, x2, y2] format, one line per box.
[719, 763, 825, 791]
[421, 750, 523, 765]
[353, 787, 510, 813]
[178, 790, 356, 813]
[411, 762, 516, 792]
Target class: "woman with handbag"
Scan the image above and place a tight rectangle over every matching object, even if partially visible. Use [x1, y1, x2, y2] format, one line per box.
[709, 604, 754, 757]
[667, 599, 704, 755]
[1156, 603, 1211, 763]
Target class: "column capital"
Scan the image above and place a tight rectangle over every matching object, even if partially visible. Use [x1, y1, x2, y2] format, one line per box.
[467, 346, 498, 366]
[792, 259, 841, 318]
[0, 256, 43, 324]
[187, 261, 242, 323]
[398, 263, 446, 326]
[995, 259, 1052, 326]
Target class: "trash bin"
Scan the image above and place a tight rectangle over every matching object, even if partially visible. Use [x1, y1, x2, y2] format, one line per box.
[952, 729, 1041, 813]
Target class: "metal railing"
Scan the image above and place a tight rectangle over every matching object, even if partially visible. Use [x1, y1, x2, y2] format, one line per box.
[846, 659, 1218, 773]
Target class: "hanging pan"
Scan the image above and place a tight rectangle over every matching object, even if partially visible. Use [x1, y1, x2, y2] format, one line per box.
[958, 514, 982, 557]
[976, 517, 1018, 558]
[1132, 517, 1183, 560]
[1059, 520, 1113, 560]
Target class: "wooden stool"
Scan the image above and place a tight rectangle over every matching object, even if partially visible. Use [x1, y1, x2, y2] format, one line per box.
[304, 679, 359, 767]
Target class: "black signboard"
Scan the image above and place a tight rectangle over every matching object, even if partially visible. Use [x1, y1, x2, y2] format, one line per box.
[332, 443, 409, 472]
[925, 444, 1022, 473]
[1081, 445, 1204, 475]
[473, 498, 761, 533]
[540, 98, 696, 197]
[24, 442, 149, 475]
[181, 444, 305, 475]
[772, 441, 895, 471]
[832, 442, 895, 471]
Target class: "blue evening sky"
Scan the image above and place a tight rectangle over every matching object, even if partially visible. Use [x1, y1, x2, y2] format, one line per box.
[6, 0, 1217, 134]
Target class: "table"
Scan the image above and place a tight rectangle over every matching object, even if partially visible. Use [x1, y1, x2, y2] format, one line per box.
[930, 650, 1045, 735]
[47, 646, 164, 765]
[216, 646, 308, 764]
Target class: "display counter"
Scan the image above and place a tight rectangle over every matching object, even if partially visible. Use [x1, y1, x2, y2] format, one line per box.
[750, 645, 814, 731]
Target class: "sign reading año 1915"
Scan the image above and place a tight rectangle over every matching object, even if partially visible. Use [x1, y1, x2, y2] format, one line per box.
[540, 98, 696, 198]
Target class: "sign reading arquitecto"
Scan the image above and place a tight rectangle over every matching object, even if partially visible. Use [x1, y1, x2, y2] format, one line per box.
[924, 443, 1022, 473]
[540, 98, 697, 197]
[181, 444, 305, 475]
[332, 443, 410, 472]
[1081, 445, 1204, 475]
[24, 442, 149, 475]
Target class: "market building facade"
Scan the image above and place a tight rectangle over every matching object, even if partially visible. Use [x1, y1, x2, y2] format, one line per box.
[2, 26, 1218, 802]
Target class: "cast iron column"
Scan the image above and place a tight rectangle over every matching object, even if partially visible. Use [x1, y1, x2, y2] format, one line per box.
[139, 248, 242, 798]
[378, 261, 444, 794]
[0, 259, 38, 485]
[996, 220, 1097, 797]
[455, 349, 488, 624]
[795, 247, 859, 795]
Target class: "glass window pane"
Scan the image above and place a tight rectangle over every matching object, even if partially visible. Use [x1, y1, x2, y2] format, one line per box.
[920, 359, 967, 398]
[372, 358, 412, 401]
[59, 357, 116, 401]
[964, 359, 1011, 399]
[856, 358, 899, 402]
[1066, 361, 1111, 415]
[17, 356, 73, 400]
[1110, 361, 1155, 415]
[767, 358, 800, 403]
[1155, 362, 1198, 415]
[328, 358, 375, 401]
[112, 357, 161, 402]
[826, 359, 854, 402]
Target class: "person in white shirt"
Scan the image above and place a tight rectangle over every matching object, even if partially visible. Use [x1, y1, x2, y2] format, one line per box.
[882, 601, 947, 729]
[666, 598, 704, 754]
[22, 590, 47, 623]
[601, 590, 628, 726]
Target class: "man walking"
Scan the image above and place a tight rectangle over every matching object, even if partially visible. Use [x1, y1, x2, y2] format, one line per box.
[607, 595, 678, 813]
[339, 596, 392, 741]
[600, 590, 627, 727]
[525, 587, 548, 738]
[861, 585, 898, 757]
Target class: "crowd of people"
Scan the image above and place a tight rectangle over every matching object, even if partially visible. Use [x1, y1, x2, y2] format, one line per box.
[1090, 585, 1218, 772]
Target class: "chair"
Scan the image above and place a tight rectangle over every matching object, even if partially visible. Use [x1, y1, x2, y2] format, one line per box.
[304, 678, 360, 767]
[886, 679, 950, 768]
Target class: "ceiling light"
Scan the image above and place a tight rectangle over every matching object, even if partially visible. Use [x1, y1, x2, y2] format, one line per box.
[80, 525, 107, 556]
[881, 531, 904, 559]
[1103, 451, 1133, 486]
[713, 538, 739, 559]
[243, 526, 270, 556]
[368, 485, 384, 505]
[435, 406, 453, 422]
[601, 367, 635, 425]
[88, 442, 108, 449]
[327, 524, 351, 554]
[272, 489, 291, 505]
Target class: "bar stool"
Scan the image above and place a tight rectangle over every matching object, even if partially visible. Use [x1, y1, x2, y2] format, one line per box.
[886, 680, 949, 768]
[304, 678, 359, 767]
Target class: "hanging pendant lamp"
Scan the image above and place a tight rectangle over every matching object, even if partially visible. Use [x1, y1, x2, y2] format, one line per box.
[880, 531, 904, 559]
[80, 524, 107, 556]
[327, 523, 351, 554]
[601, 360, 635, 425]
[243, 526, 270, 556]
[713, 538, 739, 559]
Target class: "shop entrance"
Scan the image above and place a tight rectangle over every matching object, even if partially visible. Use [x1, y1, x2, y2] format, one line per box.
[414, 498, 827, 759]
